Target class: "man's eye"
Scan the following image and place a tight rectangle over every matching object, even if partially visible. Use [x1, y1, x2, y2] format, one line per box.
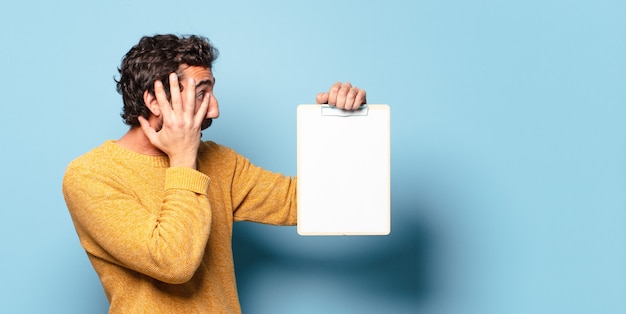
[196, 92, 205, 100]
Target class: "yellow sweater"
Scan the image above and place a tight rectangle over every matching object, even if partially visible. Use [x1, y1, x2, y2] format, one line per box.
[62, 140, 297, 313]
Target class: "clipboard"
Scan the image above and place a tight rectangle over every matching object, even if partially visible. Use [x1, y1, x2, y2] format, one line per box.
[297, 104, 390, 235]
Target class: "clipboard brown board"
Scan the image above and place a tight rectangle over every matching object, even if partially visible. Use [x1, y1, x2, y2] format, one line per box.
[297, 104, 390, 235]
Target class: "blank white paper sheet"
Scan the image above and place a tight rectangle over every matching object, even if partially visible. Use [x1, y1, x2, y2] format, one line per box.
[297, 104, 390, 235]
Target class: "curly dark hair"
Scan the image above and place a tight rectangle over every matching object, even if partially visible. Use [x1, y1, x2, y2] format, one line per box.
[115, 34, 219, 126]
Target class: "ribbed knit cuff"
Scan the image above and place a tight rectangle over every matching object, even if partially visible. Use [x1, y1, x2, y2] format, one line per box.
[165, 167, 211, 195]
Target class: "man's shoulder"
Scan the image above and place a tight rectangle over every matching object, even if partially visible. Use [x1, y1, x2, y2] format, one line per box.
[65, 141, 117, 172]
[62, 141, 119, 189]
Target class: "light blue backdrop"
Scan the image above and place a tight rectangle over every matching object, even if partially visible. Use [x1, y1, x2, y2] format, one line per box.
[1, 1, 625, 313]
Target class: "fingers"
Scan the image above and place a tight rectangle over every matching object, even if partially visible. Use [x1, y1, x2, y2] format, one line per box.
[323, 82, 366, 110]
[183, 76, 197, 120]
[326, 82, 342, 106]
[155, 74, 204, 126]
[138, 116, 158, 142]
[352, 88, 367, 109]
[153, 74, 181, 123]
[194, 92, 211, 126]
[316, 92, 329, 105]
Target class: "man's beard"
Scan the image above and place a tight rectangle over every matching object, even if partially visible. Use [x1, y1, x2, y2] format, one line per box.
[201, 118, 213, 130]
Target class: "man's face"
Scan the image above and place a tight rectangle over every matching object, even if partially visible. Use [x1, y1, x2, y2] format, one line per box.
[177, 65, 219, 130]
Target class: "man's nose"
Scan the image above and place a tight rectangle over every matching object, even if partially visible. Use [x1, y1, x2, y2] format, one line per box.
[207, 97, 219, 119]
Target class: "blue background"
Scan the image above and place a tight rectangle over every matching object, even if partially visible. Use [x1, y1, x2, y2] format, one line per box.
[1, 1, 625, 313]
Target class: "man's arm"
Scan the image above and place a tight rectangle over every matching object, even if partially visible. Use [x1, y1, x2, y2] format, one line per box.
[62, 162, 212, 284]
[230, 81, 367, 224]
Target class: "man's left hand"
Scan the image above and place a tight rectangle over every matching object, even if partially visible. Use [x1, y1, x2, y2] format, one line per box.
[316, 82, 366, 110]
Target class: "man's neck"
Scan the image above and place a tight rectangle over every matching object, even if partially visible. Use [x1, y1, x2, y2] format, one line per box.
[117, 127, 166, 156]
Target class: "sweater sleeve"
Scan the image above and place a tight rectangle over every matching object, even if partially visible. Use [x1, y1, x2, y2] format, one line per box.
[227, 151, 298, 225]
[62, 163, 212, 284]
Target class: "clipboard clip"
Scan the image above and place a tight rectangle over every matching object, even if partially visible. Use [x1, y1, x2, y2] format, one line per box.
[320, 104, 369, 117]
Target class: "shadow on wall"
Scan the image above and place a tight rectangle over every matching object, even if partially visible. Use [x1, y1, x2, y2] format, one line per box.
[233, 207, 429, 313]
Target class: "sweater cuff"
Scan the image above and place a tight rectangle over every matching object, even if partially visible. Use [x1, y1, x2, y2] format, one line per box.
[165, 167, 211, 195]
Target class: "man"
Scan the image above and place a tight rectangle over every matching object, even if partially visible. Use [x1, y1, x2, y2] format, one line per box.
[62, 34, 366, 313]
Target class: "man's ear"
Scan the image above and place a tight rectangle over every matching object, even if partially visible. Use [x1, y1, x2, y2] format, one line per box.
[143, 90, 161, 116]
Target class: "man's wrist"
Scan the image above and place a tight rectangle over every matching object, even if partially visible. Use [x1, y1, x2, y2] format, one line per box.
[168, 154, 198, 169]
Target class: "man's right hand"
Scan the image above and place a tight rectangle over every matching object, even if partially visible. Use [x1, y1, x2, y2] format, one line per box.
[138, 73, 210, 169]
